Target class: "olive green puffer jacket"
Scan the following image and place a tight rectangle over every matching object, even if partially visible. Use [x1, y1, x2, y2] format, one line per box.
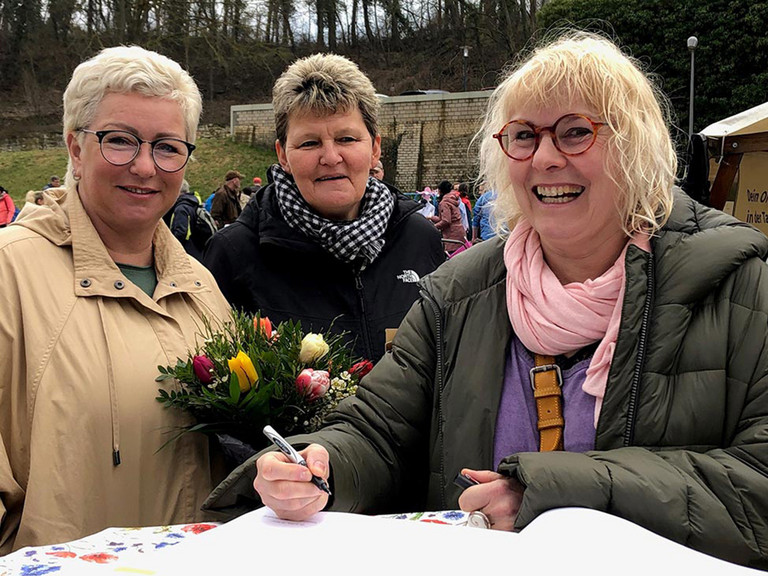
[205, 190, 768, 569]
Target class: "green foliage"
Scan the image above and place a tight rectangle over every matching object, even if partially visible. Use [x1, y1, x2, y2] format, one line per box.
[537, 0, 768, 140]
[155, 311, 366, 448]
[0, 137, 277, 205]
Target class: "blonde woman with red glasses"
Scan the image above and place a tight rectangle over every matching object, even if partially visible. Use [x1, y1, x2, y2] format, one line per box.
[207, 32, 768, 569]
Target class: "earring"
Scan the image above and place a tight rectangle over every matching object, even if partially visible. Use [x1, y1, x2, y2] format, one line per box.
[73, 173, 81, 181]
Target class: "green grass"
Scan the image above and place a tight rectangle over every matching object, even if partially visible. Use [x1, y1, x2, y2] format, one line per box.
[0, 149, 69, 204]
[0, 136, 278, 206]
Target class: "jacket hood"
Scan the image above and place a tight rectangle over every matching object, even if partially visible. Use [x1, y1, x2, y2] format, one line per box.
[174, 192, 200, 209]
[653, 188, 768, 304]
[440, 192, 460, 206]
[12, 186, 73, 246]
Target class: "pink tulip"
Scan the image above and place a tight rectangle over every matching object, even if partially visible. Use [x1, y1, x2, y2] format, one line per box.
[193, 355, 215, 384]
[295, 368, 331, 401]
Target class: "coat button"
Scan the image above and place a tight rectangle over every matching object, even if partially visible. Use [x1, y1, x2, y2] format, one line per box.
[170, 282, 177, 287]
[80, 279, 91, 288]
[114, 280, 125, 290]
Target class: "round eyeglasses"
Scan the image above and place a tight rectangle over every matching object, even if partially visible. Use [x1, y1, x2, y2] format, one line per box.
[492, 114, 606, 161]
[78, 129, 196, 173]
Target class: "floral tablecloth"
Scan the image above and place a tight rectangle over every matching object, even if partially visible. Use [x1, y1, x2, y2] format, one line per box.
[0, 522, 219, 576]
[0, 511, 470, 575]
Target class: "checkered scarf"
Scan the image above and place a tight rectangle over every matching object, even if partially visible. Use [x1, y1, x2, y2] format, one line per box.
[271, 164, 395, 269]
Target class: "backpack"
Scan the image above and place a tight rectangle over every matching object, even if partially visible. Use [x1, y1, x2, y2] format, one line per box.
[191, 206, 217, 251]
[204, 192, 215, 213]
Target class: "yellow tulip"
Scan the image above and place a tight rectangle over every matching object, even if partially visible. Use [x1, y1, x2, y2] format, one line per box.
[228, 350, 259, 392]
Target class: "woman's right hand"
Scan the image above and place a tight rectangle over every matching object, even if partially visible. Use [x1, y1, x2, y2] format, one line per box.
[253, 443, 330, 521]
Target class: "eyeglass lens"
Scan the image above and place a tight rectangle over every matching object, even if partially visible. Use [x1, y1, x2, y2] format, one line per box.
[100, 131, 191, 172]
[499, 114, 598, 160]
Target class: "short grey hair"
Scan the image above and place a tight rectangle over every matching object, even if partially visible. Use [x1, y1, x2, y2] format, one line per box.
[272, 53, 379, 145]
[63, 45, 202, 188]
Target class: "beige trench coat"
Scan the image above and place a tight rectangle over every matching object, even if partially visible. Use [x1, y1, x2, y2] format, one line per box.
[0, 187, 231, 554]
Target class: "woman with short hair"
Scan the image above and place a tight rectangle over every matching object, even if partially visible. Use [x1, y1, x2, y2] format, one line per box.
[0, 46, 231, 553]
[211, 32, 768, 569]
[204, 53, 444, 363]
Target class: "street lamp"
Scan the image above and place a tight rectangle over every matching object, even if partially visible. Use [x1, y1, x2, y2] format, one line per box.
[462, 46, 469, 92]
[687, 36, 698, 138]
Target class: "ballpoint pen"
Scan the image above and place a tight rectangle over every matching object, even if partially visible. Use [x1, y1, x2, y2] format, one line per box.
[263, 425, 332, 495]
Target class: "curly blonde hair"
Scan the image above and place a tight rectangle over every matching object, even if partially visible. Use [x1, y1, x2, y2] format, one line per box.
[478, 31, 677, 236]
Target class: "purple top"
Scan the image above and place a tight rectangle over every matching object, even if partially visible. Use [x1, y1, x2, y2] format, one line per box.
[493, 335, 597, 469]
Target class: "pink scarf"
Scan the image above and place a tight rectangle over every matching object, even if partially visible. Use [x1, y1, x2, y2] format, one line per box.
[504, 219, 651, 426]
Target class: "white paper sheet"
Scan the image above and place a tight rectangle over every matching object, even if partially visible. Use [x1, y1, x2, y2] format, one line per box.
[60, 507, 763, 576]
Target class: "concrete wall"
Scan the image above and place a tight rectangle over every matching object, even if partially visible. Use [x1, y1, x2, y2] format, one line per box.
[231, 91, 492, 192]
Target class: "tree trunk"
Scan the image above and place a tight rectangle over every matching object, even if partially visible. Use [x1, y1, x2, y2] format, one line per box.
[316, 0, 325, 48]
[349, 0, 358, 46]
[362, 0, 374, 43]
[327, 0, 336, 49]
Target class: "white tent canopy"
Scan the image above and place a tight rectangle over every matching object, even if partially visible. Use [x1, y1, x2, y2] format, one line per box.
[701, 101, 768, 137]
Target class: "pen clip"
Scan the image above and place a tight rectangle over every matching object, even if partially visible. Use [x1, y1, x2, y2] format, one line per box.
[263, 425, 304, 465]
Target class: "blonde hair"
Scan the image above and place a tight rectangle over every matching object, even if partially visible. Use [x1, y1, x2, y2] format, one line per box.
[272, 53, 379, 145]
[62, 45, 202, 187]
[478, 31, 676, 236]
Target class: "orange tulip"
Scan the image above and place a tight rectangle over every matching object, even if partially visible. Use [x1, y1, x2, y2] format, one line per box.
[254, 316, 273, 339]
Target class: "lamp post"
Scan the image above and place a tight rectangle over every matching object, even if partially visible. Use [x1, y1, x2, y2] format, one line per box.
[687, 36, 698, 138]
[462, 46, 469, 92]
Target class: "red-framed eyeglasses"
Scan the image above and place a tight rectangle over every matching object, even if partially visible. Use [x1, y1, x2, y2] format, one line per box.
[492, 113, 607, 161]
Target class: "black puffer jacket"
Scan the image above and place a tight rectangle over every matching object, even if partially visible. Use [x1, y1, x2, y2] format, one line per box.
[205, 189, 768, 568]
[203, 181, 444, 362]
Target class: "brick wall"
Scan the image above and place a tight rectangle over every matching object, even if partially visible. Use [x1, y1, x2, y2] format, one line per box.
[231, 91, 492, 192]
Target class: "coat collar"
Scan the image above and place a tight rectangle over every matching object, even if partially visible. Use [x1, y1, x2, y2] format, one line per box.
[64, 187, 208, 304]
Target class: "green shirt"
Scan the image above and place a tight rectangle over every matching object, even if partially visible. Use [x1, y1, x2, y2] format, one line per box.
[117, 263, 158, 297]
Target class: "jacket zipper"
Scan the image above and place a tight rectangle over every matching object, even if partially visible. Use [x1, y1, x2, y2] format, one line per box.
[354, 273, 373, 360]
[623, 251, 655, 447]
[420, 288, 446, 508]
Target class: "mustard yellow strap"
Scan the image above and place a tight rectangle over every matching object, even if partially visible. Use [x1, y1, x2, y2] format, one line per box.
[531, 354, 564, 452]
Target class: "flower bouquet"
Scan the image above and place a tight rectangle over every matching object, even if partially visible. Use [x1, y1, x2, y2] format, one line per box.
[156, 311, 373, 461]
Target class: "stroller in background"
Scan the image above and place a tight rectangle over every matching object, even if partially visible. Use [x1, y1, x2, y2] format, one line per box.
[442, 238, 473, 259]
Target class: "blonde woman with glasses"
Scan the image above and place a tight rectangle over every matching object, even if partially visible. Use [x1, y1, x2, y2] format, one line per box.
[207, 32, 768, 569]
[0, 46, 231, 553]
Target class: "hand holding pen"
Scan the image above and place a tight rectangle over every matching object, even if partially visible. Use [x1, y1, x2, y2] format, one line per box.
[253, 426, 331, 522]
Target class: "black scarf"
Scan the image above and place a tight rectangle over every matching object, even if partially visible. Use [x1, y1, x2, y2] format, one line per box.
[271, 164, 394, 270]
